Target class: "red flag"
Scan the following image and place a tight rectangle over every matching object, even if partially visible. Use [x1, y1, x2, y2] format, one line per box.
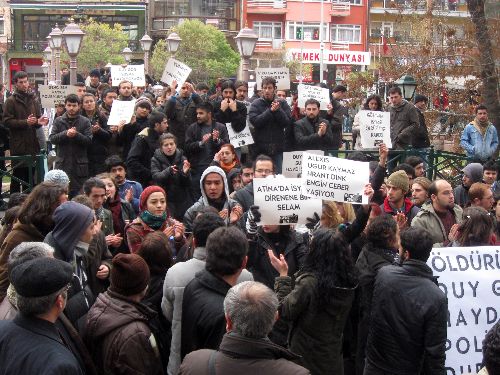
[382, 35, 389, 54]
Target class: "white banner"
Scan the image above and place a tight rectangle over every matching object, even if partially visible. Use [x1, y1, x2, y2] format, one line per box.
[297, 84, 330, 110]
[254, 176, 322, 225]
[286, 49, 371, 66]
[301, 152, 370, 204]
[39, 85, 77, 108]
[255, 67, 290, 90]
[111, 64, 146, 87]
[359, 110, 392, 148]
[225, 123, 254, 148]
[161, 58, 192, 88]
[283, 150, 324, 178]
[427, 246, 500, 375]
[107, 99, 136, 126]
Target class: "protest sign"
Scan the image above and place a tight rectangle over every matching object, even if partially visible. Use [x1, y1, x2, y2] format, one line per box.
[225, 123, 254, 148]
[255, 67, 290, 90]
[301, 152, 369, 204]
[39, 85, 78, 108]
[359, 110, 392, 148]
[254, 177, 322, 225]
[111, 64, 146, 87]
[161, 58, 192, 87]
[427, 246, 500, 375]
[297, 84, 330, 110]
[283, 150, 324, 178]
[107, 99, 136, 126]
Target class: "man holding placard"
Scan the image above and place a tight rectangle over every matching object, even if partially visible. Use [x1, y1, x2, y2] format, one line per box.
[294, 99, 335, 151]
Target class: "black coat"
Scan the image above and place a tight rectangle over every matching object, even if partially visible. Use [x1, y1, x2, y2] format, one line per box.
[213, 99, 247, 133]
[294, 116, 335, 151]
[233, 181, 254, 213]
[126, 127, 161, 188]
[366, 260, 447, 375]
[151, 148, 193, 220]
[325, 98, 346, 149]
[119, 116, 149, 160]
[184, 121, 229, 171]
[180, 269, 232, 359]
[414, 108, 431, 148]
[164, 94, 202, 149]
[0, 315, 84, 374]
[83, 110, 111, 176]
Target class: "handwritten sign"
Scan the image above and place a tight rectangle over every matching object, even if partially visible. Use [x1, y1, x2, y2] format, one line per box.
[297, 84, 330, 110]
[226, 123, 254, 148]
[39, 85, 78, 108]
[301, 152, 369, 204]
[283, 150, 324, 178]
[255, 67, 290, 90]
[359, 110, 392, 148]
[107, 99, 136, 126]
[161, 58, 192, 88]
[254, 176, 322, 225]
[111, 64, 146, 87]
[427, 247, 500, 375]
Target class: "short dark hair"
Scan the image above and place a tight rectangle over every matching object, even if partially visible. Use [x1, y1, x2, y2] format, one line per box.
[475, 104, 488, 114]
[304, 98, 320, 108]
[241, 160, 253, 170]
[137, 232, 173, 275]
[389, 86, 402, 96]
[83, 177, 106, 195]
[366, 214, 399, 250]
[196, 82, 210, 91]
[206, 226, 248, 276]
[149, 110, 167, 128]
[65, 94, 80, 104]
[13, 71, 28, 83]
[105, 155, 126, 171]
[261, 77, 277, 88]
[393, 163, 415, 179]
[74, 82, 86, 88]
[82, 93, 95, 102]
[252, 154, 274, 172]
[196, 101, 214, 114]
[332, 85, 347, 93]
[220, 80, 236, 93]
[405, 156, 424, 168]
[102, 88, 117, 101]
[193, 212, 225, 247]
[483, 159, 498, 173]
[118, 80, 133, 89]
[483, 321, 500, 375]
[234, 80, 248, 89]
[400, 227, 433, 262]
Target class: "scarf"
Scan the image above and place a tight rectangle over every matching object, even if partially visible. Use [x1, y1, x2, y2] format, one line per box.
[95, 207, 105, 221]
[140, 210, 167, 230]
[219, 160, 238, 173]
[473, 119, 490, 136]
[107, 194, 124, 235]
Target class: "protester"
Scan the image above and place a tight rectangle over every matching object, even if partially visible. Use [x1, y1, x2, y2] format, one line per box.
[469, 182, 495, 211]
[325, 85, 347, 150]
[388, 86, 421, 149]
[117, 80, 134, 101]
[294, 98, 335, 151]
[460, 105, 498, 163]
[99, 88, 117, 120]
[450, 206, 495, 246]
[213, 80, 247, 134]
[44, 168, 70, 190]
[412, 94, 431, 149]
[482, 321, 500, 375]
[405, 155, 426, 177]
[352, 94, 383, 150]
[119, 97, 153, 159]
[381, 170, 420, 226]
[454, 163, 483, 207]
[365, 227, 447, 375]
[483, 159, 500, 196]
[179, 281, 309, 375]
[83, 177, 114, 235]
[411, 176, 432, 207]
[105, 155, 143, 214]
[211, 143, 241, 174]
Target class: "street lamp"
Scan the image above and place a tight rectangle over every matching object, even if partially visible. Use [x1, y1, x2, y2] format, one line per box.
[166, 32, 182, 54]
[140, 34, 153, 74]
[43, 46, 53, 83]
[41, 62, 49, 85]
[62, 20, 85, 85]
[395, 74, 417, 101]
[122, 47, 133, 63]
[48, 25, 63, 83]
[234, 26, 258, 82]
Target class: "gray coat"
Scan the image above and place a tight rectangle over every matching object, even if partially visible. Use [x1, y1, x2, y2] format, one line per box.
[389, 100, 421, 149]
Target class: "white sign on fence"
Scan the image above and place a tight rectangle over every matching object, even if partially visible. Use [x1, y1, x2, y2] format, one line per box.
[297, 84, 330, 110]
[107, 99, 136, 126]
[427, 246, 500, 375]
[161, 58, 192, 88]
[254, 176, 322, 225]
[359, 110, 392, 148]
[111, 64, 146, 87]
[255, 67, 290, 90]
[301, 152, 370, 204]
[39, 85, 78, 108]
[282, 150, 324, 178]
[225, 123, 254, 148]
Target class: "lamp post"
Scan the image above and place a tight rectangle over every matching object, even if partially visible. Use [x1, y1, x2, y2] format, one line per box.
[395, 74, 417, 101]
[41, 62, 49, 85]
[48, 25, 63, 83]
[62, 20, 85, 85]
[234, 26, 258, 82]
[166, 32, 182, 55]
[43, 46, 52, 82]
[140, 34, 153, 74]
[122, 47, 133, 64]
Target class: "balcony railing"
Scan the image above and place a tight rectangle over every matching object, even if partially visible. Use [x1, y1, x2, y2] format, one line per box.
[331, 2, 351, 16]
[247, 0, 287, 8]
[255, 39, 284, 51]
[371, 0, 467, 11]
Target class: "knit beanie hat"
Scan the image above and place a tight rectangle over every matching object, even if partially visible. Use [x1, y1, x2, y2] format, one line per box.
[135, 96, 153, 111]
[387, 170, 410, 193]
[462, 163, 483, 183]
[139, 185, 166, 212]
[110, 253, 150, 296]
[44, 169, 70, 187]
[413, 176, 432, 192]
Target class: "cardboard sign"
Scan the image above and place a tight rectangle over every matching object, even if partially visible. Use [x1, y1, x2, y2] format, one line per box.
[225, 123, 254, 148]
[301, 152, 370, 204]
[359, 110, 392, 148]
[297, 84, 330, 110]
[39, 85, 78, 108]
[111, 64, 146, 87]
[283, 150, 324, 178]
[255, 67, 290, 90]
[161, 58, 192, 87]
[254, 176, 322, 225]
[107, 99, 136, 126]
[427, 247, 500, 375]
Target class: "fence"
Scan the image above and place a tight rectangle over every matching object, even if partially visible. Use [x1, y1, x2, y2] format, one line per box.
[0, 154, 47, 196]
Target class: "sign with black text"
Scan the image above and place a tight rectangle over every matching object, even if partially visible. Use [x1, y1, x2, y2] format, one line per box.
[161, 58, 192, 88]
[297, 84, 330, 110]
[111, 64, 146, 87]
[359, 110, 392, 148]
[255, 67, 290, 90]
[225, 123, 254, 148]
[39, 85, 78, 108]
[283, 150, 324, 178]
[107, 99, 136, 126]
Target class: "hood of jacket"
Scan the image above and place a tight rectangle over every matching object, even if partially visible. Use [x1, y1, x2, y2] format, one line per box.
[199, 165, 231, 207]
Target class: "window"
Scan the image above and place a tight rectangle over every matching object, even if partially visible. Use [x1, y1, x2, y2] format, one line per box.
[287, 22, 328, 41]
[253, 21, 282, 40]
[333, 0, 362, 5]
[330, 24, 361, 43]
[370, 22, 393, 38]
[0, 18, 4, 36]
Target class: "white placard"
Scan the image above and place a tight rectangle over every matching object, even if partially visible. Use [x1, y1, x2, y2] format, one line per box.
[254, 176, 322, 225]
[161, 58, 192, 88]
[301, 152, 370, 204]
[255, 67, 290, 90]
[111, 64, 146, 87]
[283, 150, 324, 178]
[427, 247, 499, 375]
[107, 99, 136, 126]
[297, 84, 330, 110]
[359, 110, 392, 148]
[226, 123, 254, 148]
[39, 85, 78, 108]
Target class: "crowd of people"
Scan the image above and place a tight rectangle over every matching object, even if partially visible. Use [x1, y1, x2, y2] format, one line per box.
[0, 67, 498, 375]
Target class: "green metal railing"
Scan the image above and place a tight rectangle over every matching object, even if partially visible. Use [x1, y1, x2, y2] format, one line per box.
[0, 154, 47, 195]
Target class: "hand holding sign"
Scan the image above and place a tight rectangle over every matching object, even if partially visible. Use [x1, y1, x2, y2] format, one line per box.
[161, 58, 192, 88]
[359, 110, 392, 148]
[108, 100, 136, 126]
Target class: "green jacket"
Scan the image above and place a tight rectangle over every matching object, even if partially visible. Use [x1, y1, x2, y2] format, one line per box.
[411, 202, 463, 247]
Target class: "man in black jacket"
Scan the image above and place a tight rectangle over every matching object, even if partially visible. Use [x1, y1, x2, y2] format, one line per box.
[294, 98, 335, 151]
[213, 80, 247, 134]
[413, 94, 431, 149]
[325, 84, 347, 150]
[364, 227, 447, 375]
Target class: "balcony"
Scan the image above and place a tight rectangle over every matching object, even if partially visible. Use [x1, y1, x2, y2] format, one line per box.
[254, 39, 284, 52]
[331, 42, 350, 50]
[331, 2, 351, 16]
[370, 0, 468, 14]
[247, 0, 288, 14]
